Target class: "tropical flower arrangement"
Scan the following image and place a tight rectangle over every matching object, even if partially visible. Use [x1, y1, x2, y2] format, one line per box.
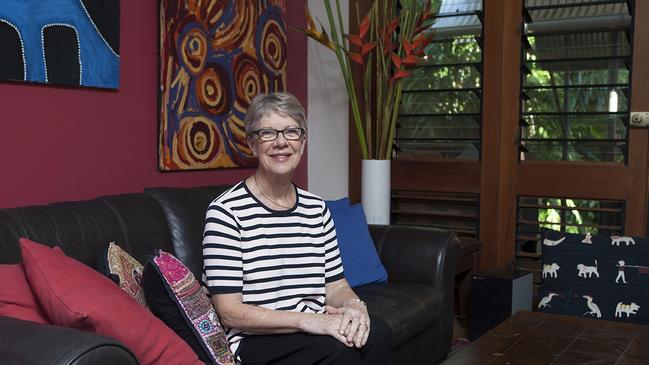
[299, 0, 434, 160]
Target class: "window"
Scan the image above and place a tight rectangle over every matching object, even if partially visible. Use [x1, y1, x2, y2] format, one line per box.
[396, 0, 484, 159]
[519, 0, 633, 162]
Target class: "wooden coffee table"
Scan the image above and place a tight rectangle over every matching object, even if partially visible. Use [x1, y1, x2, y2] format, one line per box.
[443, 311, 649, 364]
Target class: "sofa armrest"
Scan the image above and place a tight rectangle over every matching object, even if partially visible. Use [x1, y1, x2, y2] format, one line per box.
[369, 225, 459, 289]
[0, 317, 138, 365]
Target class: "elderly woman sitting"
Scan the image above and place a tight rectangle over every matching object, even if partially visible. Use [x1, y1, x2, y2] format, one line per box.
[202, 92, 391, 364]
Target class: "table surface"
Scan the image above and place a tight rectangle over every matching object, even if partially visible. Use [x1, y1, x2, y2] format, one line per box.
[443, 310, 649, 364]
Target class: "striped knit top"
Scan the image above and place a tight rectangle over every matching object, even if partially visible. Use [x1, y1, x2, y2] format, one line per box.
[201, 181, 345, 356]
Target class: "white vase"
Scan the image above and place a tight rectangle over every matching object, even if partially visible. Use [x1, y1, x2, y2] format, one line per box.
[361, 159, 391, 225]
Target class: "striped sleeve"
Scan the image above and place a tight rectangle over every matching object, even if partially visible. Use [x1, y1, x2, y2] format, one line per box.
[203, 202, 243, 295]
[322, 205, 345, 282]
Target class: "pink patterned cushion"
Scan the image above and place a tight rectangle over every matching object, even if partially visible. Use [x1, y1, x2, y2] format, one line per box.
[143, 249, 234, 365]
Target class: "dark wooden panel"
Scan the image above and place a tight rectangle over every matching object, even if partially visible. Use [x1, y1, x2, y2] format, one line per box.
[517, 162, 629, 200]
[392, 159, 480, 193]
[626, 0, 649, 235]
[479, 0, 522, 269]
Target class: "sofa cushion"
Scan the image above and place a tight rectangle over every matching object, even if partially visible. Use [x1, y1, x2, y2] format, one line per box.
[142, 249, 234, 365]
[0, 263, 49, 324]
[354, 282, 443, 346]
[326, 201, 388, 287]
[0, 194, 174, 268]
[20, 238, 202, 365]
[144, 185, 231, 279]
[98, 242, 147, 308]
[538, 230, 649, 325]
[325, 197, 350, 211]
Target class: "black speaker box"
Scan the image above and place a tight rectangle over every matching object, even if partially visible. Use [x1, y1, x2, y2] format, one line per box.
[469, 269, 533, 340]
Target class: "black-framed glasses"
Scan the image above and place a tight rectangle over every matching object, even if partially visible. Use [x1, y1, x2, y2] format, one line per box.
[250, 127, 305, 142]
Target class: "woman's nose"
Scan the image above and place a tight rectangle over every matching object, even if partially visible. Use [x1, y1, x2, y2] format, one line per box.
[273, 133, 289, 146]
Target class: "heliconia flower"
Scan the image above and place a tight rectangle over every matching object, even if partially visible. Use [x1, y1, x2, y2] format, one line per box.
[360, 42, 377, 56]
[402, 54, 420, 66]
[403, 38, 413, 55]
[390, 69, 411, 84]
[349, 52, 365, 66]
[346, 33, 363, 47]
[412, 32, 433, 56]
[359, 13, 371, 38]
[390, 52, 401, 69]
[388, 18, 400, 34]
[295, 5, 335, 50]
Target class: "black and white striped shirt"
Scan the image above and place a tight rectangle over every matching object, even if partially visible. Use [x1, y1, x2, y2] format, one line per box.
[202, 181, 345, 356]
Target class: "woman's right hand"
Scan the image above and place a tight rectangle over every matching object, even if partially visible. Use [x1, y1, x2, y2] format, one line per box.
[300, 311, 353, 347]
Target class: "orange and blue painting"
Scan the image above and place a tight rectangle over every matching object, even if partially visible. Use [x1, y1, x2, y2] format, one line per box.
[158, 0, 287, 171]
[0, 0, 119, 89]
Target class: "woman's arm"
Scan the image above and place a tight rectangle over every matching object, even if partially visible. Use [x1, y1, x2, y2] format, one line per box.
[325, 278, 371, 348]
[212, 293, 353, 346]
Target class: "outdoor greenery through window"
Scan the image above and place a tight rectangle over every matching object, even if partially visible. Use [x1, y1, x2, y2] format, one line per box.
[516, 196, 624, 257]
[395, 0, 483, 159]
[519, 0, 633, 162]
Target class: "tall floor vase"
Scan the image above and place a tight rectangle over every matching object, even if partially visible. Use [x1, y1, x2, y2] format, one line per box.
[361, 159, 391, 225]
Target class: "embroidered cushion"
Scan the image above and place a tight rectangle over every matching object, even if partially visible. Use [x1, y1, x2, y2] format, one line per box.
[97, 242, 147, 308]
[538, 230, 649, 325]
[0, 263, 50, 324]
[142, 248, 234, 365]
[325, 200, 388, 288]
[19, 238, 202, 365]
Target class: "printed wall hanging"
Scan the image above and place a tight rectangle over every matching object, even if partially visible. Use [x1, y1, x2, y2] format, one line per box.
[158, 0, 287, 171]
[0, 0, 120, 89]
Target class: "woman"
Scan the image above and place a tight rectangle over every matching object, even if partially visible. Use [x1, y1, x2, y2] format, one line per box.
[202, 92, 391, 364]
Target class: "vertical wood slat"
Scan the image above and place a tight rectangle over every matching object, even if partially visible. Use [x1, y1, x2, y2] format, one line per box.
[625, 0, 649, 235]
[479, 0, 522, 269]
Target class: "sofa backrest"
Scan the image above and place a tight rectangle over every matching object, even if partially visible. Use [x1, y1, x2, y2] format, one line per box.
[144, 185, 231, 279]
[0, 193, 175, 268]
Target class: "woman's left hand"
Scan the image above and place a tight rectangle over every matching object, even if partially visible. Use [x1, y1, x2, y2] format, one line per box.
[325, 301, 370, 348]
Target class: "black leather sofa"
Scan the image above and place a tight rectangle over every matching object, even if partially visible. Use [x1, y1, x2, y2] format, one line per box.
[0, 185, 458, 365]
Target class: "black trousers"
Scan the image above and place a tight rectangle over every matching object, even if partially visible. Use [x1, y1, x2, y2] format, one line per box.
[238, 314, 392, 365]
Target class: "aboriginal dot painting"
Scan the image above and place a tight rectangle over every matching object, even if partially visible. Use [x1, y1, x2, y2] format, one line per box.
[159, 0, 287, 170]
[0, 0, 119, 89]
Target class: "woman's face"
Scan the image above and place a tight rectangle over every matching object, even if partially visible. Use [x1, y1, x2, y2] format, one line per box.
[249, 112, 305, 178]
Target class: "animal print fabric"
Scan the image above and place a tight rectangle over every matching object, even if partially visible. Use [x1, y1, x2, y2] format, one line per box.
[537, 230, 649, 325]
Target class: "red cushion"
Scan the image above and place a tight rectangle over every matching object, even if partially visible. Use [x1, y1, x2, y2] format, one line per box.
[20, 238, 202, 365]
[0, 263, 49, 324]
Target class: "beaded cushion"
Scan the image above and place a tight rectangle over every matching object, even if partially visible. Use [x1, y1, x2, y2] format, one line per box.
[98, 242, 147, 308]
[142, 249, 234, 365]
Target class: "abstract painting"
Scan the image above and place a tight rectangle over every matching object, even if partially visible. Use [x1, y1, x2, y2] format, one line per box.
[0, 0, 120, 89]
[158, 0, 287, 171]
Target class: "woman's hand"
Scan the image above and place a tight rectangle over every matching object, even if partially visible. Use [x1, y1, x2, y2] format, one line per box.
[299, 312, 353, 346]
[326, 302, 370, 348]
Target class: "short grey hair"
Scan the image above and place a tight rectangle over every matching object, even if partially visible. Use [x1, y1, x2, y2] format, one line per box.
[244, 92, 307, 137]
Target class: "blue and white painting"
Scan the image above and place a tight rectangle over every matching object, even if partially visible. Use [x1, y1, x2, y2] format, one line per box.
[0, 0, 119, 89]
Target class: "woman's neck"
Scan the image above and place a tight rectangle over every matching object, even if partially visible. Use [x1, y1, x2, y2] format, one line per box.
[250, 171, 295, 209]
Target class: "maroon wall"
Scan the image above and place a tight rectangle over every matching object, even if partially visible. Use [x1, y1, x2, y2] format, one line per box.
[1, 1, 307, 208]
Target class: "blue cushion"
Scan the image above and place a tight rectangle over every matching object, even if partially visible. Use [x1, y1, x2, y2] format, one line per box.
[325, 197, 350, 211]
[326, 201, 388, 287]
